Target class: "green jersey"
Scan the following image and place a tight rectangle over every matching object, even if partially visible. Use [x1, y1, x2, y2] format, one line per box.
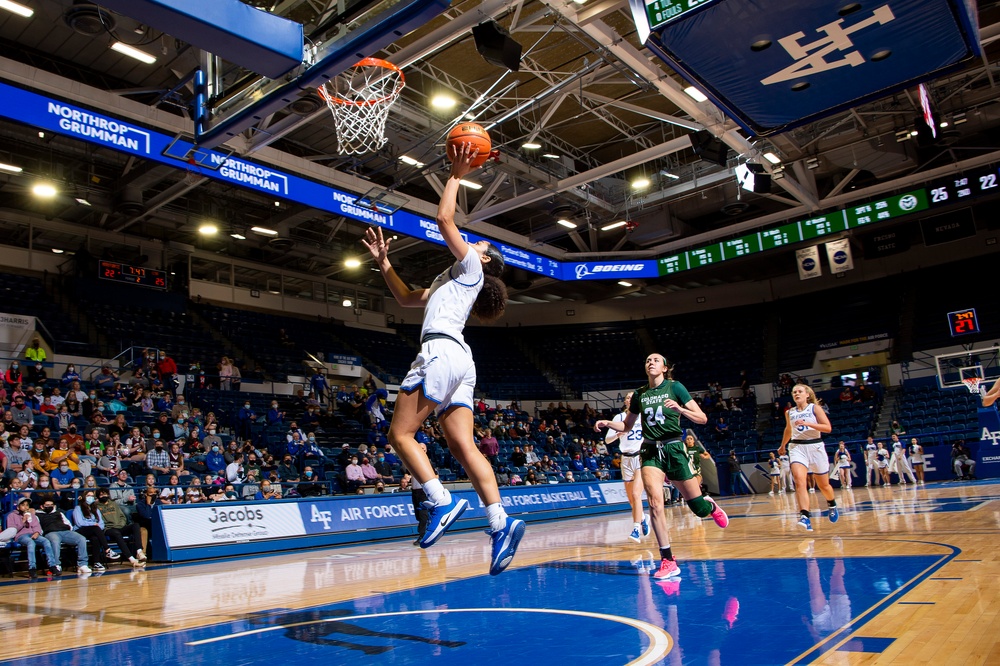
[629, 379, 693, 441]
[687, 442, 707, 472]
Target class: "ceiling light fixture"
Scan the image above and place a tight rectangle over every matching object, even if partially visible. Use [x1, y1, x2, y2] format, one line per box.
[0, 162, 23, 173]
[805, 157, 820, 170]
[659, 170, 680, 180]
[910, 129, 919, 136]
[894, 128, 910, 142]
[762, 152, 781, 164]
[31, 182, 57, 198]
[542, 153, 560, 159]
[342, 299, 353, 307]
[250, 226, 278, 236]
[430, 94, 457, 109]
[230, 233, 246, 240]
[556, 219, 577, 229]
[0, 0, 33, 18]
[198, 223, 218, 235]
[51, 248, 64, 254]
[632, 177, 650, 189]
[684, 86, 708, 103]
[601, 221, 626, 231]
[521, 142, 541, 149]
[399, 155, 425, 167]
[111, 41, 157, 64]
[617, 281, 632, 287]
[459, 179, 482, 190]
[74, 198, 92, 206]
[939, 121, 949, 128]
[952, 112, 967, 125]
[344, 258, 361, 268]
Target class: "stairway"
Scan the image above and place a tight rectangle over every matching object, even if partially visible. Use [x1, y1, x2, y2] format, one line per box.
[873, 385, 902, 438]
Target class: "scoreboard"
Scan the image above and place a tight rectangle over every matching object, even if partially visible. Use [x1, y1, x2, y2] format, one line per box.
[99, 261, 167, 290]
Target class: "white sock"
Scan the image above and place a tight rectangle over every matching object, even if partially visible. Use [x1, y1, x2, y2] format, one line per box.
[423, 478, 449, 506]
[634, 522, 641, 530]
[486, 502, 508, 532]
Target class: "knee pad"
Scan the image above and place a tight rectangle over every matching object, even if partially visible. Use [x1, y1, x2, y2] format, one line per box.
[687, 495, 713, 518]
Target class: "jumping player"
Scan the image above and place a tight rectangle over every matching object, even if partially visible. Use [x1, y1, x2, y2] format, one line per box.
[605, 392, 649, 542]
[361, 142, 524, 575]
[982, 377, 999, 408]
[778, 384, 839, 532]
[595, 354, 729, 580]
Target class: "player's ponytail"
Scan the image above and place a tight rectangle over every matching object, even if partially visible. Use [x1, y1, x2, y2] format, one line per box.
[472, 275, 507, 323]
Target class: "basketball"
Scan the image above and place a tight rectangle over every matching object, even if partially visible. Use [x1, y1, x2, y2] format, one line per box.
[447, 122, 491, 167]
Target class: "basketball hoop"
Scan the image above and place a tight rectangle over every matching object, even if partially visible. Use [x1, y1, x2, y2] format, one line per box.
[318, 58, 404, 155]
[962, 376, 982, 394]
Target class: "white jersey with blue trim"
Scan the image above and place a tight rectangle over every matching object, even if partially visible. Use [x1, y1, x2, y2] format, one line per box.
[420, 245, 482, 350]
[608, 411, 644, 454]
[866, 442, 877, 459]
[788, 403, 822, 442]
[779, 454, 791, 470]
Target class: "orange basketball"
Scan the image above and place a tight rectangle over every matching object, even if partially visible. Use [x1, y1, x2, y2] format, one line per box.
[447, 122, 492, 168]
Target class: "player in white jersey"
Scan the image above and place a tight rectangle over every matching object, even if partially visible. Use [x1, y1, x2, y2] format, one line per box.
[779, 452, 793, 492]
[833, 441, 852, 489]
[778, 384, 839, 532]
[875, 442, 891, 485]
[864, 437, 879, 486]
[888, 434, 916, 485]
[606, 392, 649, 542]
[362, 143, 524, 576]
[909, 437, 925, 484]
[767, 452, 781, 495]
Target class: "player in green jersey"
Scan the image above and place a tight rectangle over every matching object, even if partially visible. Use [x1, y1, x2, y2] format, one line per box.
[596, 353, 729, 582]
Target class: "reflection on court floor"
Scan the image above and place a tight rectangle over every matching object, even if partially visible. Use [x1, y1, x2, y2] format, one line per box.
[0, 551, 951, 666]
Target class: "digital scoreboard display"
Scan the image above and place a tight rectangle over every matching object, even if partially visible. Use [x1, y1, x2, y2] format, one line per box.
[644, 0, 713, 29]
[99, 261, 167, 290]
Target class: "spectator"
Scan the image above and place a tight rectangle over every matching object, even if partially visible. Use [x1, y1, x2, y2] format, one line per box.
[952, 441, 976, 480]
[277, 455, 298, 481]
[9, 396, 33, 428]
[890, 420, 906, 437]
[71, 491, 118, 572]
[509, 445, 526, 468]
[109, 470, 136, 513]
[61, 364, 81, 388]
[343, 455, 364, 494]
[219, 356, 235, 391]
[97, 489, 145, 566]
[479, 428, 499, 468]
[94, 364, 119, 396]
[856, 381, 876, 403]
[360, 457, 379, 485]
[563, 471, 576, 484]
[6, 497, 60, 578]
[27, 362, 47, 386]
[569, 455, 584, 472]
[236, 400, 256, 442]
[254, 479, 280, 500]
[4, 360, 23, 388]
[299, 466, 324, 497]
[146, 440, 171, 476]
[205, 444, 226, 477]
[714, 415, 730, 438]
[37, 497, 91, 574]
[157, 351, 178, 392]
[226, 452, 244, 483]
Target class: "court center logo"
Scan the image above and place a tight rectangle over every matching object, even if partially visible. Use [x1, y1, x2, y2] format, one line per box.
[761, 5, 895, 86]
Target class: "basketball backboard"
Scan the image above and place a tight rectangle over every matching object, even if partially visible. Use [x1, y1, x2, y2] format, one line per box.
[935, 347, 999, 390]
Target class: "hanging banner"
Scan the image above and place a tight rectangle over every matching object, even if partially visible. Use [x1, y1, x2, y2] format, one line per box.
[0, 312, 35, 355]
[795, 246, 822, 280]
[825, 238, 855, 274]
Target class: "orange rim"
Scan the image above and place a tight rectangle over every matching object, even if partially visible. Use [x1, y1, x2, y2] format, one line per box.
[317, 58, 405, 107]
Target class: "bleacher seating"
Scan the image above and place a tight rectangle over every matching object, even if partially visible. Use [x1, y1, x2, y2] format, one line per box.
[894, 383, 980, 441]
[0, 271, 97, 356]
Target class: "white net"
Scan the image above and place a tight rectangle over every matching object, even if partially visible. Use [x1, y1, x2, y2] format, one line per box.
[962, 377, 982, 394]
[318, 58, 405, 155]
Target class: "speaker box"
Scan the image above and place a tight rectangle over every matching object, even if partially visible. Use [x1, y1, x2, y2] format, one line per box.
[691, 130, 730, 167]
[472, 21, 521, 72]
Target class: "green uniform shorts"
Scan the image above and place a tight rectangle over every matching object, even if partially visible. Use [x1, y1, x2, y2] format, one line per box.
[641, 438, 695, 481]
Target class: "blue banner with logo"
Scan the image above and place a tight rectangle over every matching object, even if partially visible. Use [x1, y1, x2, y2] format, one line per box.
[564, 260, 660, 281]
[299, 483, 610, 534]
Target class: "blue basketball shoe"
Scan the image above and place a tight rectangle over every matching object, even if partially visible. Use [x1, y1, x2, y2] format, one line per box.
[489, 516, 525, 576]
[828, 506, 839, 523]
[797, 515, 813, 532]
[419, 495, 469, 548]
[629, 525, 641, 543]
[641, 513, 650, 537]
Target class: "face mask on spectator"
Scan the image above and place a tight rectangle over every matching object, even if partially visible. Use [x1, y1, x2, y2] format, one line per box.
[59, 465, 69, 472]
[85, 495, 96, 505]
[212, 446, 219, 453]
[152, 432, 160, 438]
[308, 436, 315, 442]
[304, 470, 313, 478]
[208, 429, 216, 434]
[244, 404, 251, 409]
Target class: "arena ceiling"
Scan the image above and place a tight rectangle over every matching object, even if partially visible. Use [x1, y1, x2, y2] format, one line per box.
[1, 0, 1000, 307]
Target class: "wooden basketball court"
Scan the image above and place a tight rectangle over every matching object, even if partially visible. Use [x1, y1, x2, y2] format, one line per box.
[1, 480, 997, 665]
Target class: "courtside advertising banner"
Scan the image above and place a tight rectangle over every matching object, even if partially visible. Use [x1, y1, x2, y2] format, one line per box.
[160, 502, 306, 548]
[159, 483, 615, 549]
[0, 312, 35, 354]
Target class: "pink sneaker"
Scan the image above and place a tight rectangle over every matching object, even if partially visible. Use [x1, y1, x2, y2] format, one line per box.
[708, 497, 729, 528]
[653, 558, 681, 580]
[722, 597, 740, 628]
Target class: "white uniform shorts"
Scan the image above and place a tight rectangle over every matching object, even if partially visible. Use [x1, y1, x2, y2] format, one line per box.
[621, 452, 642, 482]
[400, 339, 476, 415]
[789, 442, 830, 474]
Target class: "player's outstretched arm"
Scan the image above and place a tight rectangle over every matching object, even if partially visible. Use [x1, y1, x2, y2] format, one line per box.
[436, 143, 480, 262]
[361, 226, 427, 307]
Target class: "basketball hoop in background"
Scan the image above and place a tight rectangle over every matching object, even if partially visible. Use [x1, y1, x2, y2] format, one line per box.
[962, 376, 982, 394]
[318, 58, 404, 155]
